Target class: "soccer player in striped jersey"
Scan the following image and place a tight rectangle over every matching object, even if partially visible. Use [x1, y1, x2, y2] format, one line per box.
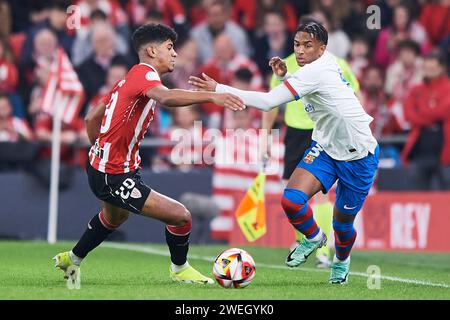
[189, 22, 379, 284]
[53, 23, 244, 285]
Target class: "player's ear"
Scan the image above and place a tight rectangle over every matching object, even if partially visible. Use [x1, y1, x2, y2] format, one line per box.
[319, 44, 326, 55]
[146, 45, 157, 58]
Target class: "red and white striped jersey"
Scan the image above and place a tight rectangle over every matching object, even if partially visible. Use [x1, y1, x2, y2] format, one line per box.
[89, 63, 161, 174]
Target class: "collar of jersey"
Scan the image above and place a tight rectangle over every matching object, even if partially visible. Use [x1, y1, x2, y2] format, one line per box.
[139, 63, 159, 75]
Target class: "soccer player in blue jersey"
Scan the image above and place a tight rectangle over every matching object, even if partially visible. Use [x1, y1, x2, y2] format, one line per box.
[189, 21, 379, 284]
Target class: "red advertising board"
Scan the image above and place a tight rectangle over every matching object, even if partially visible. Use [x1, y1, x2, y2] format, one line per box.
[229, 192, 450, 252]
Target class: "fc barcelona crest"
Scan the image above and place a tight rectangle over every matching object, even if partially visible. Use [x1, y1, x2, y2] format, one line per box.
[303, 154, 315, 164]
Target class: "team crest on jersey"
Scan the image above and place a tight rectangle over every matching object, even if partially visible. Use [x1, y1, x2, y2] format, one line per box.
[303, 154, 315, 164]
[145, 71, 160, 81]
[130, 187, 142, 199]
[303, 144, 324, 164]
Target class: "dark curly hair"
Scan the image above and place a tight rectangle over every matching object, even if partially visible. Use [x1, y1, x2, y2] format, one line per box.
[131, 23, 178, 52]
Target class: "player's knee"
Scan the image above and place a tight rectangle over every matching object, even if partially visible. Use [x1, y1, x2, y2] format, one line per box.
[281, 188, 308, 216]
[103, 210, 129, 227]
[112, 214, 129, 226]
[175, 205, 192, 226]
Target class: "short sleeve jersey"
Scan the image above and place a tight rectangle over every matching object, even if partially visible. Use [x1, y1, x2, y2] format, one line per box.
[283, 51, 377, 161]
[89, 63, 162, 173]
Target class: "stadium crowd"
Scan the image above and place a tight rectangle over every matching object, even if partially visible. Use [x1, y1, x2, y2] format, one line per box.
[0, 0, 449, 189]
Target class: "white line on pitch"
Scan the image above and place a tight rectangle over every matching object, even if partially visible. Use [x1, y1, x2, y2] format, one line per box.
[102, 242, 450, 289]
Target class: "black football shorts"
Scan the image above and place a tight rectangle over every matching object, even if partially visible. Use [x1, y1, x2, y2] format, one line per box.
[283, 127, 313, 180]
[86, 161, 151, 214]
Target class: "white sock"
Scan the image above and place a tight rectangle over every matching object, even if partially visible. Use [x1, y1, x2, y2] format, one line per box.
[69, 251, 83, 266]
[333, 255, 350, 264]
[308, 229, 324, 242]
[171, 261, 190, 273]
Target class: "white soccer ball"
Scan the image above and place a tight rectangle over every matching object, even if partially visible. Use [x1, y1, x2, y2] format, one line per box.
[212, 248, 256, 289]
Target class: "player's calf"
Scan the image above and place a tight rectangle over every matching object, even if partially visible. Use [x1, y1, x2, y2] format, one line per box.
[281, 188, 320, 239]
[333, 219, 357, 261]
[282, 188, 326, 267]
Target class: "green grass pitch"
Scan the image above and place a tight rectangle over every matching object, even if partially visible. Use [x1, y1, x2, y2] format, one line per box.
[0, 241, 449, 300]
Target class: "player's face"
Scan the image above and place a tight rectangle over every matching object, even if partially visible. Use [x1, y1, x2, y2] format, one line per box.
[293, 31, 326, 67]
[154, 39, 177, 73]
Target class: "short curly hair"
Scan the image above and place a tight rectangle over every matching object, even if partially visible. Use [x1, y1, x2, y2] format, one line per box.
[131, 23, 178, 52]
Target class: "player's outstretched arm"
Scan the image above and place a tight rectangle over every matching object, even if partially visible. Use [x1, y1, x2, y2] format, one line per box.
[85, 101, 106, 145]
[188, 73, 294, 112]
[145, 85, 245, 111]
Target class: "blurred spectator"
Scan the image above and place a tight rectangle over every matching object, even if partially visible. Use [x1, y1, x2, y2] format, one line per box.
[341, 0, 371, 40]
[0, 0, 11, 39]
[202, 33, 263, 91]
[0, 93, 33, 142]
[34, 112, 83, 162]
[200, 33, 263, 127]
[385, 40, 423, 103]
[232, 0, 298, 35]
[0, 92, 37, 171]
[440, 34, 450, 74]
[402, 51, 450, 177]
[190, 0, 251, 64]
[311, 0, 350, 24]
[188, 0, 211, 27]
[419, 0, 450, 46]
[20, 0, 74, 67]
[74, 0, 129, 40]
[155, 105, 205, 171]
[143, 9, 165, 24]
[374, 3, 430, 69]
[30, 111, 84, 187]
[360, 65, 402, 138]
[166, 38, 199, 90]
[86, 61, 128, 111]
[348, 36, 370, 82]
[76, 22, 129, 109]
[0, 37, 18, 93]
[19, 28, 58, 109]
[27, 52, 52, 118]
[308, 10, 352, 59]
[71, 9, 129, 67]
[374, 0, 402, 28]
[126, 0, 187, 31]
[222, 67, 262, 130]
[252, 10, 292, 79]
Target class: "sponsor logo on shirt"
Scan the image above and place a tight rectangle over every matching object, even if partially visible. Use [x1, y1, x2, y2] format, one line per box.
[305, 103, 315, 113]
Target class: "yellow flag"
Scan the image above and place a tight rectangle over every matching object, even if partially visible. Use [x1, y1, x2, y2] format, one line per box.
[234, 172, 266, 242]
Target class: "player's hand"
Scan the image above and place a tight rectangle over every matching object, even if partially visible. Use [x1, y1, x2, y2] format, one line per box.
[189, 73, 218, 92]
[269, 56, 287, 78]
[212, 93, 246, 111]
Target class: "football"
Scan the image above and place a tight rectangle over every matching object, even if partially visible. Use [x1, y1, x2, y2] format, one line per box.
[212, 248, 256, 288]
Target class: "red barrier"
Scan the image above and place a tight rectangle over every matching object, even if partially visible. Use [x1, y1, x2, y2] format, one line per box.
[229, 192, 450, 252]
